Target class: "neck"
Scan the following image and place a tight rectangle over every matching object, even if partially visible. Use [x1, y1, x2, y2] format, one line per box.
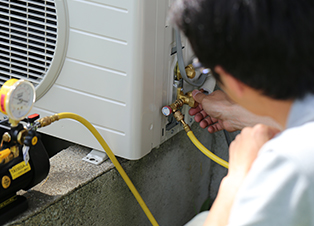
[259, 97, 293, 129]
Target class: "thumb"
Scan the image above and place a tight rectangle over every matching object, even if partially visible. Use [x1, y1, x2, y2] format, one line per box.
[254, 124, 281, 144]
[266, 126, 281, 139]
[192, 90, 207, 104]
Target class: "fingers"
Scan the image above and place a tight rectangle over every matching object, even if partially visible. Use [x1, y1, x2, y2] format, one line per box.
[207, 122, 224, 133]
[192, 109, 221, 132]
[229, 124, 280, 159]
[199, 117, 213, 128]
[197, 116, 221, 132]
[192, 90, 208, 104]
[189, 104, 203, 116]
[190, 89, 228, 133]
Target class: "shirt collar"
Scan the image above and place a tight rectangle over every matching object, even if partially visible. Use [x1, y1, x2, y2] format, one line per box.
[286, 94, 314, 129]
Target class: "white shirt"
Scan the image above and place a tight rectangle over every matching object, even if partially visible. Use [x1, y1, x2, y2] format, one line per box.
[228, 94, 314, 226]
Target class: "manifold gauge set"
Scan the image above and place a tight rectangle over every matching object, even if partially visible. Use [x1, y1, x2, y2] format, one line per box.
[0, 79, 50, 225]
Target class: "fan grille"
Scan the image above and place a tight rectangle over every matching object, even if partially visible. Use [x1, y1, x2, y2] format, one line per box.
[0, 0, 57, 87]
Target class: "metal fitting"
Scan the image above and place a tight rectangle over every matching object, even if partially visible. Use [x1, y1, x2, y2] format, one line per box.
[37, 114, 60, 128]
[9, 119, 20, 127]
[176, 64, 196, 80]
[163, 88, 199, 115]
[2, 132, 11, 143]
[17, 129, 28, 145]
[176, 88, 198, 108]
[183, 123, 191, 133]
[162, 87, 198, 133]
[173, 111, 184, 122]
[173, 110, 191, 133]
[169, 99, 185, 113]
[168, 88, 199, 112]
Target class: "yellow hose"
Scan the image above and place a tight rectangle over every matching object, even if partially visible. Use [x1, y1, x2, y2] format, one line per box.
[187, 131, 229, 169]
[57, 112, 159, 226]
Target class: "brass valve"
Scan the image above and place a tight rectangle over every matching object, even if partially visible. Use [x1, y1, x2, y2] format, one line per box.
[17, 129, 28, 145]
[176, 64, 196, 80]
[176, 88, 198, 109]
[162, 88, 199, 116]
[173, 111, 191, 133]
[37, 114, 60, 128]
[161, 88, 199, 132]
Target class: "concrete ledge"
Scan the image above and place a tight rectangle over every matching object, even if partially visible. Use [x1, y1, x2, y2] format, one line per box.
[5, 145, 115, 225]
[4, 124, 230, 226]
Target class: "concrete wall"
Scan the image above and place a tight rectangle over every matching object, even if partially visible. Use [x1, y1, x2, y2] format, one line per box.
[6, 123, 236, 226]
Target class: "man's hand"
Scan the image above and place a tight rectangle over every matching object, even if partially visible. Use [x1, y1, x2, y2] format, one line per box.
[189, 90, 245, 133]
[189, 90, 282, 133]
[227, 124, 280, 179]
[204, 124, 280, 226]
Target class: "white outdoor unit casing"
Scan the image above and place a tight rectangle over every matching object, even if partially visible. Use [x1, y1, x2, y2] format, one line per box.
[0, 0, 214, 159]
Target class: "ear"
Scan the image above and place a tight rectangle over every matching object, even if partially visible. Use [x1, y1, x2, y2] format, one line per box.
[214, 66, 246, 98]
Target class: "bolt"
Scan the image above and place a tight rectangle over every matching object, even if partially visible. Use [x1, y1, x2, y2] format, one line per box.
[2, 132, 11, 142]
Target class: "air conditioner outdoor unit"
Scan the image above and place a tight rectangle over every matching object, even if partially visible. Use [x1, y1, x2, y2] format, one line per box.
[0, 0, 215, 159]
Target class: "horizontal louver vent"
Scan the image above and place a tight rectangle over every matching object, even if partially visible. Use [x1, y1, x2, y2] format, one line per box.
[0, 0, 57, 87]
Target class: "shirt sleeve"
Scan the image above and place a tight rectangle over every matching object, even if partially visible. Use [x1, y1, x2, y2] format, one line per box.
[228, 150, 311, 226]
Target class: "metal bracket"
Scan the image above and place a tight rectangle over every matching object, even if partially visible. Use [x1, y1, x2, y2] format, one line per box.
[82, 149, 108, 165]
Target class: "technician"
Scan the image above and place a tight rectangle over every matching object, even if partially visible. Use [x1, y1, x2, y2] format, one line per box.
[171, 0, 314, 225]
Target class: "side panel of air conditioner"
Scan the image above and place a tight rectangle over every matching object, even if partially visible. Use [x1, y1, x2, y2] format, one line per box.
[29, 0, 178, 159]
[1, 0, 212, 159]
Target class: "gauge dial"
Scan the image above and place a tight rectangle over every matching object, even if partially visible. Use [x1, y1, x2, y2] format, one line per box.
[0, 79, 36, 121]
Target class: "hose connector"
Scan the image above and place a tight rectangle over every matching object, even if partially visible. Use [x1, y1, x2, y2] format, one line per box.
[173, 111, 191, 133]
[37, 114, 60, 128]
[176, 88, 198, 109]
[161, 88, 199, 117]
[161, 88, 197, 132]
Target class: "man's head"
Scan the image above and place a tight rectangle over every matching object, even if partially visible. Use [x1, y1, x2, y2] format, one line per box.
[171, 0, 314, 100]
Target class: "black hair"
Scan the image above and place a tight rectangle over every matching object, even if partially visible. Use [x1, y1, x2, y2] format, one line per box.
[171, 0, 314, 100]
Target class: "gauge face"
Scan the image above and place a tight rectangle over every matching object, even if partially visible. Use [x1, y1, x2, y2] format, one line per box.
[8, 81, 36, 120]
[0, 79, 36, 121]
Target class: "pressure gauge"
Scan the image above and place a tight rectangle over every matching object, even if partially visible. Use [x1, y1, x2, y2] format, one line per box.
[0, 79, 36, 121]
[161, 106, 172, 116]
